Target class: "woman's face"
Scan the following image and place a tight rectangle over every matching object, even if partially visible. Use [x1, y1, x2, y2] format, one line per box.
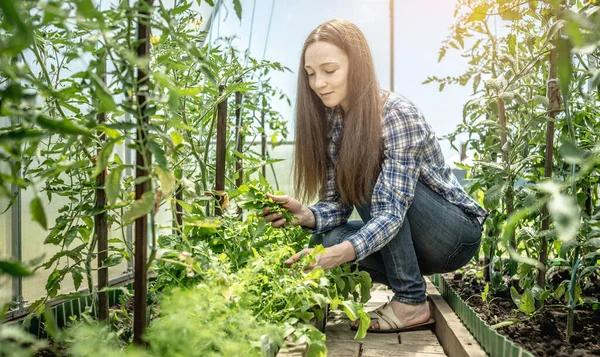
[304, 41, 349, 112]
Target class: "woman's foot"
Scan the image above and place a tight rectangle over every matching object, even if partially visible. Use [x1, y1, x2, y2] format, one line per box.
[351, 299, 432, 331]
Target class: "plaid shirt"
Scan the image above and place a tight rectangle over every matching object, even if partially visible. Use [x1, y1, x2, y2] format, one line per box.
[305, 91, 489, 261]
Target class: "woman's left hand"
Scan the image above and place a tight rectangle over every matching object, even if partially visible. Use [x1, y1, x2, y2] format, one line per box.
[285, 241, 357, 270]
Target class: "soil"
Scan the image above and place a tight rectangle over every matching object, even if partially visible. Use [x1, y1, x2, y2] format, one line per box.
[444, 272, 600, 357]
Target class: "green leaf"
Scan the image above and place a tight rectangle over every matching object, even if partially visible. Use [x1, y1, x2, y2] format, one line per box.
[31, 197, 48, 230]
[0, 0, 34, 55]
[93, 140, 115, 178]
[438, 47, 447, 63]
[123, 191, 155, 223]
[156, 166, 175, 198]
[90, 73, 117, 112]
[106, 166, 124, 204]
[46, 270, 62, 298]
[176, 200, 194, 213]
[170, 131, 184, 147]
[0, 128, 46, 143]
[520, 289, 536, 314]
[585, 238, 600, 249]
[340, 300, 359, 321]
[201, 64, 217, 84]
[555, 283, 566, 301]
[355, 311, 370, 340]
[507, 34, 517, 56]
[53, 291, 88, 301]
[510, 286, 521, 308]
[540, 290, 551, 303]
[472, 73, 481, 92]
[539, 181, 580, 243]
[557, 37, 572, 95]
[36, 116, 92, 136]
[564, 20, 584, 47]
[528, 0, 538, 11]
[468, 6, 488, 22]
[233, 0, 242, 21]
[581, 266, 599, 278]
[358, 272, 372, 303]
[171, 1, 192, 15]
[178, 87, 203, 96]
[147, 140, 168, 170]
[271, 132, 279, 148]
[97, 125, 120, 139]
[102, 253, 123, 268]
[491, 318, 519, 329]
[484, 181, 508, 208]
[559, 141, 585, 164]
[0, 260, 33, 277]
[63, 226, 79, 247]
[72, 269, 83, 290]
[76, 0, 98, 19]
[43, 308, 59, 340]
[333, 276, 345, 292]
[500, 9, 522, 21]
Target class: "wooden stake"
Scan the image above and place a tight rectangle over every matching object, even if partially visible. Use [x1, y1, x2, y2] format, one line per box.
[539, 47, 559, 289]
[215, 84, 227, 216]
[133, 0, 152, 345]
[96, 57, 108, 322]
[497, 98, 515, 249]
[235, 89, 243, 188]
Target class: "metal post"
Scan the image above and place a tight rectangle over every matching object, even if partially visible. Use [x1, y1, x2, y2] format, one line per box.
[125, 130, 134, 275]
[261, 110, 266, 178]
[10, 119, 25, 314]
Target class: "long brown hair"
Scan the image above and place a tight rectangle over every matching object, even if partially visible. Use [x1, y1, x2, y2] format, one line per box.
[293, 19, 383, 207]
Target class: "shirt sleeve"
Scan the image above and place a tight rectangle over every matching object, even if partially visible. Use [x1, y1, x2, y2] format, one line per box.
[347, 103, 430, 261]
[302, 146, 354, 235]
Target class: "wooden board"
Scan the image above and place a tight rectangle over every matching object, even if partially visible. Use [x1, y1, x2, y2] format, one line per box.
[276, 342, 308, 357]
[425, 278, 487, 357]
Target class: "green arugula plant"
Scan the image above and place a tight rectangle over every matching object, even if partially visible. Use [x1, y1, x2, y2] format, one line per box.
[231, 178, 300, 226]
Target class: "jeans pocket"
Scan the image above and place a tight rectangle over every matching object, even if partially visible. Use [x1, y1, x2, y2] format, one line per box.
[441, 239, 482, 273]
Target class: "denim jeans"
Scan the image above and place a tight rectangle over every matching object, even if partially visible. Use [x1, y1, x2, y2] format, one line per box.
[310, 180, 483, 305]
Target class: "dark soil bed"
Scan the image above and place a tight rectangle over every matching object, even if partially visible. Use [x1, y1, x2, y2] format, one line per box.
[443, 272, 600, 357]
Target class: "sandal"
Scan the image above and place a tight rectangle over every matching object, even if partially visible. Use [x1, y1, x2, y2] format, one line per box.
[350, 302, 435, 333]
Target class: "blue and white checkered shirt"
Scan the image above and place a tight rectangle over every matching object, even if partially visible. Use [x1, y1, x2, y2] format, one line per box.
[305, 91, 489, 261]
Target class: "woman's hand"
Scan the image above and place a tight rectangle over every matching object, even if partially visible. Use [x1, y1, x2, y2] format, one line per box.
[262, 193, 315, 229]
[285, 241, 357, 270]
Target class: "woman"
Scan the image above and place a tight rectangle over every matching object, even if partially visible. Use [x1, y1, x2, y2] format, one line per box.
[262, 19, 488, 333]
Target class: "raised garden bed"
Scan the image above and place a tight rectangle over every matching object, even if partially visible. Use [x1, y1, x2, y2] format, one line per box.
[432, 273, 600, 357]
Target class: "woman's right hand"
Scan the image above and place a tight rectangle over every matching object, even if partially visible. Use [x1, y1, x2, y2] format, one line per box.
[262, 193, 314, 229]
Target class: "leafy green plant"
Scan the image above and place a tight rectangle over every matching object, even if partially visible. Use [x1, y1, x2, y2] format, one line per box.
[0, 260, 48, 357]
[231, 178, 299, 226]
[430, 0, 600, 345]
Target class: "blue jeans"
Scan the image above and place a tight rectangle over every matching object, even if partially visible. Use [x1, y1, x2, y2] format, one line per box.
[311, 180, 483, 304]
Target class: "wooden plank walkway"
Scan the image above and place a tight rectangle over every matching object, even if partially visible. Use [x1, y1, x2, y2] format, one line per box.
[326, 284, 447, 357]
